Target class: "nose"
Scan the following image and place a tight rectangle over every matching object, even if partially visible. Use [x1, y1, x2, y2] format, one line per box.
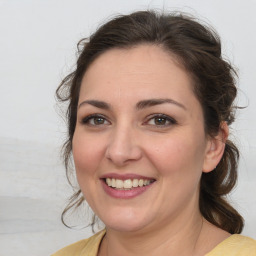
[105, 125, 142, 167]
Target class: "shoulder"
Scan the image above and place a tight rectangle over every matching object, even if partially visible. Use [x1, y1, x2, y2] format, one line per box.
[51, 230, 106, 256]
[206, 234, 256, 256]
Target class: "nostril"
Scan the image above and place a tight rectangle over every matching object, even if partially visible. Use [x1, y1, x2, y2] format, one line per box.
[105, 133, 143, 166]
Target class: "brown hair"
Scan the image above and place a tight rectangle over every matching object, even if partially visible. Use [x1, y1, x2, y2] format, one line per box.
[56, 10, 244, 233]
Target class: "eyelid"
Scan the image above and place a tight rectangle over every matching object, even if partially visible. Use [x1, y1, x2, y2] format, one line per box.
[144, 114, 177, 126]
[79, 113, 177, 127]
[80, 114, 111, 125]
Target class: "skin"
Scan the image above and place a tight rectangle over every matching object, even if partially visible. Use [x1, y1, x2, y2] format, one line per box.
[72, 44, 230, 256]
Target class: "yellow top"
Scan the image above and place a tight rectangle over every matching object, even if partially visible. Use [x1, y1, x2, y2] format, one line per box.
[52, 230, 256, 256]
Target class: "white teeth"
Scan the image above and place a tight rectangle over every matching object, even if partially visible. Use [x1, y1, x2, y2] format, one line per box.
[138, 179, 144, 187]
[123, 179, 132, 189]
[106, 178, 111, 186]
[112, 178, 116, 188]
[105, 178, 153, 189]
[116, 179, 123, 189]
[132, 179, 139, 187]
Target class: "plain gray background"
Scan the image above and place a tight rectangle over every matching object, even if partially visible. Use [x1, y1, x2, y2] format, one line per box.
[0, 0, 255, 255]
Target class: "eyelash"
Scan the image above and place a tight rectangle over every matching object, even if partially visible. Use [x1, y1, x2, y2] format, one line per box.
[80, 114, 177, 128]
[145, 114, 177, 127]
[81, 114, 110, 126]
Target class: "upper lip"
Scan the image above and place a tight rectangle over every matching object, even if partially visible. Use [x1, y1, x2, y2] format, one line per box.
[100, 173, 156, 180]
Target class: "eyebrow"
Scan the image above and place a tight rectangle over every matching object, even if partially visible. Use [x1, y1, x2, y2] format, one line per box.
[78, 98, 186, 110]
[136, 98, 187, 110]
[78, 100, 110, 109]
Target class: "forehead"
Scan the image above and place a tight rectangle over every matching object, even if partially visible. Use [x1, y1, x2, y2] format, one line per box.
[79, 44, 196, 105]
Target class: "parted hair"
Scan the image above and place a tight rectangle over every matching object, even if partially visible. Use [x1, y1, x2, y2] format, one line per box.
[56, 10, 244, 233]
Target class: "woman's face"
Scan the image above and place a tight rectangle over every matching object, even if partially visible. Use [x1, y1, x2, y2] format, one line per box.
[73, 45, 213, 233]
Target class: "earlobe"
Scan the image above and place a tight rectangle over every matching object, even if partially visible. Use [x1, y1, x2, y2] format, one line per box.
[203, 122, 229, 173]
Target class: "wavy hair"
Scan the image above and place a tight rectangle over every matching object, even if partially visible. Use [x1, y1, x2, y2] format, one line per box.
[56, 10, 244, 233]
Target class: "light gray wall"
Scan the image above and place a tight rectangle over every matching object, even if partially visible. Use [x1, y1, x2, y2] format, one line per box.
[0, 0, 255, 255]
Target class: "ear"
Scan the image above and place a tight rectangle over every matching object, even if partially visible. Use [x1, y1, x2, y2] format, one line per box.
[203, 122, 229, 173]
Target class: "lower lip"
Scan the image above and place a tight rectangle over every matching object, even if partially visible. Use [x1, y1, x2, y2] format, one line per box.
[101, 180, 154, 199]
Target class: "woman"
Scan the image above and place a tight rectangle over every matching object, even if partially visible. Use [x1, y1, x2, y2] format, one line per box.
[52, 10, 256, 256]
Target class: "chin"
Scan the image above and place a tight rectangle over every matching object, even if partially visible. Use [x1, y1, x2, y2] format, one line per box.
[100, 210, 150, 233]
[106, 221, 147, 233]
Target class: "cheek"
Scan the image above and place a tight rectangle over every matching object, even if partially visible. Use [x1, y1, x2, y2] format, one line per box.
[145, 132, 206, 179]
[72, 130, 108, 208]
[72, 131, 105, 181]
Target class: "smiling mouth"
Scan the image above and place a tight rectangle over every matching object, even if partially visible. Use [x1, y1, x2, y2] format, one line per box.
[103, 178, 155, 190]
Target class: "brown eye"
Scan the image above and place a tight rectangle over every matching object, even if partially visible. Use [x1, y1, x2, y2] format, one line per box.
[93, 117, 105, 125]
[81, 114, 110, 126]
[146, 114, 177, 127]
[154, 117, 167, 125]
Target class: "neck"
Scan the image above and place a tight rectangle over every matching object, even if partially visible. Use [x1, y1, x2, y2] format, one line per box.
[100, 208, 207, 256]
